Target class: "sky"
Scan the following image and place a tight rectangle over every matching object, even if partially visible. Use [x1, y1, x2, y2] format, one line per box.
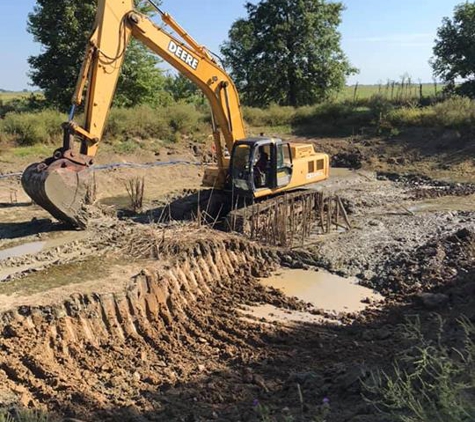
[0, 0, 463, 91]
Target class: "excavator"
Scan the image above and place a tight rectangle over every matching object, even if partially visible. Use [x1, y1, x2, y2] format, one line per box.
[22, 0, 329, 227]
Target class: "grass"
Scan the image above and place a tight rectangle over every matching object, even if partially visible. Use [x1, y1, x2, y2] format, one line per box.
[0, 409, 56, 422]
[0, 92, 35, 102]
[337, 82, 444, 103]
[364, 316, 475, 422]
[0, 110, 64, 145]
[0, 86, 472, 153]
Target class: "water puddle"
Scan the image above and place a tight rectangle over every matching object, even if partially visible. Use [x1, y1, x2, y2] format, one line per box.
[0, 242, 46, 261]
[242, 269, 383, 325]
[408, 194, 475, 213]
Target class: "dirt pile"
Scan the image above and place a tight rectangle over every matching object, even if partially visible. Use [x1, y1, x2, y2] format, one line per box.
[378, 172, 475, 199]
[369, 228, 475, 297]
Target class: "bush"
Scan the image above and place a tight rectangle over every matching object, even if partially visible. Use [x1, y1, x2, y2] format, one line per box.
[387, 97, 475, 129]
[106, 106, 172, 141]
[431, 96, 475, 127]
[0, 110, 63, 145]
[165, 102, 203, 133]
[106, 103, 206, 142]
[243, 104, 295, 127]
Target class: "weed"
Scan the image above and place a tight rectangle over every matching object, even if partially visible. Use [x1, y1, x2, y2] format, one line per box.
[363, 316, 475, 422]
[0, 409, 56, 422]
[1, 110, 63, 145]
[125, 176, 145, 212]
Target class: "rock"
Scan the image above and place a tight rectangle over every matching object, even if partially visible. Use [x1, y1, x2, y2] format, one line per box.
[387, 157, 397, 165]
[416, 293, 449, 309]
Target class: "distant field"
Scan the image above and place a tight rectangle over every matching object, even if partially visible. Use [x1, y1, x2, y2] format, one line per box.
[0, 91, 31, 101]
[337, 83, 444, 101]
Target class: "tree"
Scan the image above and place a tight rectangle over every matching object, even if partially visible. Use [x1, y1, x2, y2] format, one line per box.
[28, 0, 167, 111]
[432, 2, 475, 97]
[221, 0, 357, 107]
[165, 73, 205, 104]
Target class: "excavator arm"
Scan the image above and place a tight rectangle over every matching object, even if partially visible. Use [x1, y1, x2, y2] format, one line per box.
[22, 0, 246, 226]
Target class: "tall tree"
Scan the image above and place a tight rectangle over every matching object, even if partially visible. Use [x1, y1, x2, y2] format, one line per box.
[432, 2, 475, 97]
[165, 74, 205, 104]
[28, 0, 167, 111]
[221, 0, 357, 107]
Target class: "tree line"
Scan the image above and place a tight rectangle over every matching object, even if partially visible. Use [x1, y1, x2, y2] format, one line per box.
[27, 0, 475, 112]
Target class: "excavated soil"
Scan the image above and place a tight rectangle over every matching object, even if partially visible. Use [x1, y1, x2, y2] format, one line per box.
[1, 135, 475, 421]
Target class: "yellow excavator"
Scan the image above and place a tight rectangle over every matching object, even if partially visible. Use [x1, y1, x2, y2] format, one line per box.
[22, 0, 329, 227]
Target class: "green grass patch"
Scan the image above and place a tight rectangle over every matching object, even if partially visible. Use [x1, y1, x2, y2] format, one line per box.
[9, 144, 52, 159]
[0, 110, 64, 146]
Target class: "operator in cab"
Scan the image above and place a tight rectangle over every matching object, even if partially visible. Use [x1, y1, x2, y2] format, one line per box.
[254, 148, 269, 188]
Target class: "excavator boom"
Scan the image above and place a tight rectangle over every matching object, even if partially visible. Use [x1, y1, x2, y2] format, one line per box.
[22, 0, 246, 226]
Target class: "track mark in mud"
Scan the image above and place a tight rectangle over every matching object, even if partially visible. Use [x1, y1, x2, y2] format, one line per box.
[0, 235, 286, 419]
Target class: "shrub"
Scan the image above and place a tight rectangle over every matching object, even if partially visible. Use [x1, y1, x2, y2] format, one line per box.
[431, 96, 475, 127]
[243, 106, 268, 126]
[106, 106, 172, 140]
[0, 110, 63, 145]
[243, 104, 295, 127]
[387, 97, 475, 129]
[165, 102, 203, 133]
[106, 103, 206, 142]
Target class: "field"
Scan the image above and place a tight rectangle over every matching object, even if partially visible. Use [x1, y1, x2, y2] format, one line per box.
[0, 91, 35, 101]
[337, 82, 443, 102]
[0, 88, 475, 422]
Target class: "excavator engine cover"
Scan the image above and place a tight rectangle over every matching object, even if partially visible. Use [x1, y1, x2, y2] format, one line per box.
[22, 158, 93, 228]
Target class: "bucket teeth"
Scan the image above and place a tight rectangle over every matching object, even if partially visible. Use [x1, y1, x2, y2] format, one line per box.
[21, 159, 93, 228]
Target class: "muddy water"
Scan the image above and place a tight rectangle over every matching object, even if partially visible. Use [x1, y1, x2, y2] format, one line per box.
[408, 194, 475, 213]
[243, 269, 383, 325]
[0, 242, 46, 261]
[262, 269, 382, 313]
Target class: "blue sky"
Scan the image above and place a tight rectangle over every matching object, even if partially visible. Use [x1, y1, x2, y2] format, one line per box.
[0, 0, 463, 90]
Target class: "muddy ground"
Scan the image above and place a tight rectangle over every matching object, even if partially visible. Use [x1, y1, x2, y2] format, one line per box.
[0, 132, 474, 421]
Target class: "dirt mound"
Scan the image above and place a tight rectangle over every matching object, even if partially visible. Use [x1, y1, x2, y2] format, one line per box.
[378, 172, 475, 199]
[331, 152, 363, 169]
[369, 228, 475, 296]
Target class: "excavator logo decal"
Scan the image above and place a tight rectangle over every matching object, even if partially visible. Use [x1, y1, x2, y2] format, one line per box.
[168, 41, 200, 70]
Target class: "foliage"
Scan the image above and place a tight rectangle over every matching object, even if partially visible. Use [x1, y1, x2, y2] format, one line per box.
[221, 0, 357, 107]
[27, 0, 167, 111]
[165, 74, 205, 104]
[105, 103, 206, 142]
[432, 2, 475, 97]
[387, 97, 475, 129]
[364, 316, 475, 422]
[1, 110, 64, 145]
[0, 94, 46, 118]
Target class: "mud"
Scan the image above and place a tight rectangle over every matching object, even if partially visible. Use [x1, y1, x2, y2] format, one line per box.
[1, 134, 475, 421]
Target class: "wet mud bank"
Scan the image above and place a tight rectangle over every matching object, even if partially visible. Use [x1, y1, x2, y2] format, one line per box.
[0, 236, 283, 418]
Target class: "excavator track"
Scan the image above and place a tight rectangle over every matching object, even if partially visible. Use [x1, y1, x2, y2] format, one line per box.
[22, 158, 93, 228]
[226, 190, 351, 246]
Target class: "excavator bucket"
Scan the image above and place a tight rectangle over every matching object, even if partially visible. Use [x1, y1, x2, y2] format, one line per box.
[22, 158, 93, 228]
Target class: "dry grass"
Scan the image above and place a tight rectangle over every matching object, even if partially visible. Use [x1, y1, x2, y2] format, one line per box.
[125, 177, 145, 213]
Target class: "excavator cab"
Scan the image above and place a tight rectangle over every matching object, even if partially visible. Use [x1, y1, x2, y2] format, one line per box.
[229, 138, 293, 196]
